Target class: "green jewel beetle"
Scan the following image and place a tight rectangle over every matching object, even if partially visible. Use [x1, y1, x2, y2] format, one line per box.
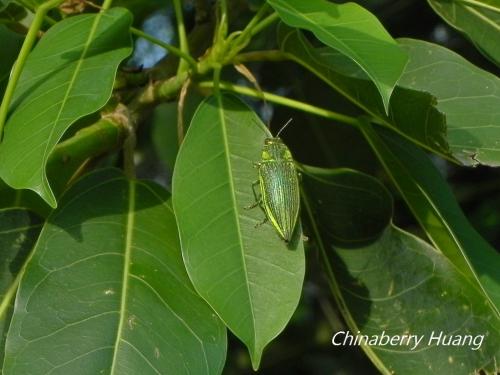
[249, 119, 300, 242]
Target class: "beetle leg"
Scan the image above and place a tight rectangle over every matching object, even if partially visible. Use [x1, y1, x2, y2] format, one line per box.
[245, 180, 261, 210]
[251, 180, 261, 201]
[255, 216, 268, 228]
[245, 201, 261, 209]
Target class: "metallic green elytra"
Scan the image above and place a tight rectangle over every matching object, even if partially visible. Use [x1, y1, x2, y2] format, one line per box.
[255, 135, 300, 242]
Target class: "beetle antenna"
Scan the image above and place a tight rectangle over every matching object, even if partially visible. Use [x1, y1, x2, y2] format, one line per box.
[276, 118, 293, 137]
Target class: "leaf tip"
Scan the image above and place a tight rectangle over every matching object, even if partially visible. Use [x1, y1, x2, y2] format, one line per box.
[249, 349, 263, 371]
[39, 182, 57, 209]
[382, 93, 391, 115]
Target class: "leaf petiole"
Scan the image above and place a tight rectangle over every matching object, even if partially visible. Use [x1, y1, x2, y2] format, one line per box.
[231, 3, 272, 47]
[249, 12, 280, 37]
[101, 0, 113, 10]
[197, 80, 360, 127]
[130, 27, 198, 70]
[172, 0, 190, 74]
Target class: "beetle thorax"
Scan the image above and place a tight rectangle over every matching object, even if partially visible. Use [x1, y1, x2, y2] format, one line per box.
[261, 138, 293, 162]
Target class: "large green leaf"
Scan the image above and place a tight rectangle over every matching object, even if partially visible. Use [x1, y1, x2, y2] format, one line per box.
[0, 208, 42, 366]
[267, 0, 408, 113]
[279, 28, 500, 166]
[172, 94, 305, 369]
[302, 168, 500, 374]
[397, 38, 500, 166]
[3, 169, 227, 374]
[428, 0, 500, 65]
[361, 124, 500, 315]
[0, 8, 132, 208]
[0, 25, 23, 95]
[278, 27, 449, 159]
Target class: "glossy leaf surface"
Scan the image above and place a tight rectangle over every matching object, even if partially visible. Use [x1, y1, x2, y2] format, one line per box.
[173, 95, 305, 369]
[3, 169, 227, 374]
[0, 8, 132, 207]
[268, 0, 408, 112]
[398, 38, 500, 166]
[278, 27, 449, 158]
[279, 28, 500, 166]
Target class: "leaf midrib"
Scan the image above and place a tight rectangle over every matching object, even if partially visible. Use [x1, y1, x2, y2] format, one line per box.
[40, 11, 109, 200]
[109, 180, 135, 374]
[216, 95, 258, 351]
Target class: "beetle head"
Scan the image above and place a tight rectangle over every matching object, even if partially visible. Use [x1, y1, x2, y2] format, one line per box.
[262, 138, 293, 161]
[264, 137, 283, 145]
